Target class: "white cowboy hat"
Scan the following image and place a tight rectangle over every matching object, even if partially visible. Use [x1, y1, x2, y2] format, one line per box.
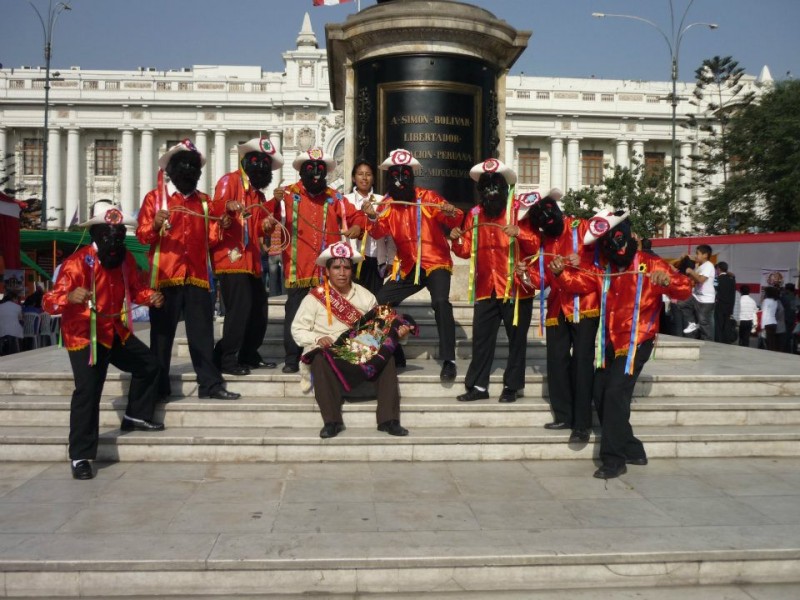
[469, 158, 517, 185]
[292, 147, 336, 172]
[237, 137, 284, 170]
[584, 207, 630, 245]
[315, 241, 364, 267]
[158, 139, 206, 170]
[516, 191, 542, 221]
[79, 200, 136, 228]
[379, 148, 422, 171]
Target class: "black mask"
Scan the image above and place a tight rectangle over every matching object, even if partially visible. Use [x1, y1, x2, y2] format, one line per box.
[166, 150, 202, 196]
[385, 165, 415, 202]
[90, 224, 127, 269]
[529, 196, 564, 238]
[600, 219, 638, 268]
[300, 160, 328, 196]
[476, 173, 509, 218]
[242, 151, 274, 191]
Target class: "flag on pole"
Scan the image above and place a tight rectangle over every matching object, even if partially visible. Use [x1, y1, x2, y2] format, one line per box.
[312, 0, 353, 5]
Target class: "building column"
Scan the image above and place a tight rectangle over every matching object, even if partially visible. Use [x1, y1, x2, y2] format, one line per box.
[194, 129, 209, 193]
[268, 130, 284, 193]
[504, 135, 514, 172]
[632, 140, 645, 163]
[0, 127, 7, 179]
[214, 130, 227, 183]
[566, 137, 580, 192]
[47, 128, 63, 229]
[139, 129, 154, 208]
[615, 139, 630, 170]
[65, 128, 81, 227]
[550, 136, 564, 192]
[120, 128, 136, 216]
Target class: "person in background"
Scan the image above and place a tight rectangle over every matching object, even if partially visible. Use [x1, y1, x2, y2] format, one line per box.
[345, 158, 395, 297]
[734, 284, 758, 348]
[23, 283, 44, 313]
[681, 244, 715, 340]
[0, 290, 24, 355]
[761, 286, 784, 352]
[780, 283, 798, 353]
[714, 262, 737, 344]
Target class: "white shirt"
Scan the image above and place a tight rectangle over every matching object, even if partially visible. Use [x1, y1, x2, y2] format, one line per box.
[762, 297, 779, 327]
[735, 294, 758, 322]
[344, 188, 396, 265]
[693, 261, 716, 303]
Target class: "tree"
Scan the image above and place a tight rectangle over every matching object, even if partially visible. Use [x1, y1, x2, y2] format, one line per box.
[562, 156, 671, 239]
[715, 79, 800, 232]
[682, 56, 756, 233]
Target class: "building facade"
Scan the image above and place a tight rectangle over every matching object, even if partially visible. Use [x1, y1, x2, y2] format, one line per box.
[0, 14, 769, 234]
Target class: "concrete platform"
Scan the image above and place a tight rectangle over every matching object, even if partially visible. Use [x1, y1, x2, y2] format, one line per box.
[0, 458, 799, 597]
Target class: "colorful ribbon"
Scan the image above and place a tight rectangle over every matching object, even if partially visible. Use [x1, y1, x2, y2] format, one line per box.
[571, 221, 580, 324]
[625, 256, 645, 375]
[538, 249, 546, 337]
[467, 207, 479, 304]
[595, 264, 611, 369]
[414, 197, 422, 285]
[150, 170, 169, 289]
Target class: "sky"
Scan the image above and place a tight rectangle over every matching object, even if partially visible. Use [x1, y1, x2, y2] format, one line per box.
[1, 0, 798, 84]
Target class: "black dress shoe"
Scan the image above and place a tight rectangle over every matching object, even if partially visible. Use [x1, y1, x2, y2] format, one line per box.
[569, 428, 591, 443]
[440, 361, 457, 382]
[282, 364, 299, 374]
[378, 419, 409, 436]
[221, 365, 251, 376]
[121, 416, 165, 432]
[199, 388, 241, 400]
[319, 422, 346, 439]
[71, 460, 94, 480]
[544, 421, 571, 430]
[498, 388, 518, 403]
[457, 388, 490, 402]
[593, 464, 627, 479]
[247, 360, 277, 369]
[626, 457, 649, 466]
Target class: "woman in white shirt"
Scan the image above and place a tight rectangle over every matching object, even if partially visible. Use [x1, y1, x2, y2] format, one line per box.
[761, 286, 784, 351]
[734, 285, 758, 347]
[345, 159, 396, 296]
[0, 290, 24, 355]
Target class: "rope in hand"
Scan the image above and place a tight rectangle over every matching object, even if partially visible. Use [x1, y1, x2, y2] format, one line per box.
[520, 252, 665, 279]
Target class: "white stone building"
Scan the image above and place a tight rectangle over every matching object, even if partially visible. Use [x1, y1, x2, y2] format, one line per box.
[0, 13, 770, 234]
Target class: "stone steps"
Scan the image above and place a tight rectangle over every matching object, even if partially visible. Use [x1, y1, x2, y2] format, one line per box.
[2, 423, 800, 463]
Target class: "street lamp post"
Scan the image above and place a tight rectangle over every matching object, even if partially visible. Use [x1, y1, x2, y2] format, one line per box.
[28, 0, 72, 230]
[592, 1, 717, 237]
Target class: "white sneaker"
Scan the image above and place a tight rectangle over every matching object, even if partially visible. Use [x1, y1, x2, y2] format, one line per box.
[683, 322, 699, 334]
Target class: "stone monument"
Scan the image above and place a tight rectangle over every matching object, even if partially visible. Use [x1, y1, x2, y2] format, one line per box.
[326, 0, 530, 210]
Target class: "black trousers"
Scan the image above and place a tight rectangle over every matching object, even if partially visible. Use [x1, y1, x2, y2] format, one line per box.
[377, 268, 456, 362]
[593, 338, 653, 468]
[283, 286, 311, 368]
[465, 296, 533, 392]
[309, 353, 400, 425]
[214, 273, 268, 370]
[545, 314, 599, 430]
[67, 334, 160, 460]
[355, 256, 385, 297]
[738, 320, 753, 347]
[149, 284, 223, 397]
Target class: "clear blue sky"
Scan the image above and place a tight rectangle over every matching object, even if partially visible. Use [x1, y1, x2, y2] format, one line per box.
[2, 0, 798, 83]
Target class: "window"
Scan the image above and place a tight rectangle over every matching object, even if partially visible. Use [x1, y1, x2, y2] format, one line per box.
[537, 91, 550, 100]
[581, 150, 604, 186]
[601, 93, 615, 102]
[95, 140, 118, 177]
[644, 152, 666, 179]
[23, 138, 43, 176]
[177, 82, 192, 91]
[518, 149, 540, 185]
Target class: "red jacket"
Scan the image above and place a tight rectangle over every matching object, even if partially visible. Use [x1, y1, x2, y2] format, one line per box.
[210, 171, 273, 277]
[556, 251, 692, 355]
[136, 187, 219, 290]
[43, 246, 156, 352]
[368, 188, 463, 279]
[451, 205, 541, 301]
[541, 217, 601, 325]
[271, 182, 367, 289]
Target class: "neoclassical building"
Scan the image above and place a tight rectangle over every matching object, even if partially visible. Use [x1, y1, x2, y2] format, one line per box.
[0, 13, 770, 233]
